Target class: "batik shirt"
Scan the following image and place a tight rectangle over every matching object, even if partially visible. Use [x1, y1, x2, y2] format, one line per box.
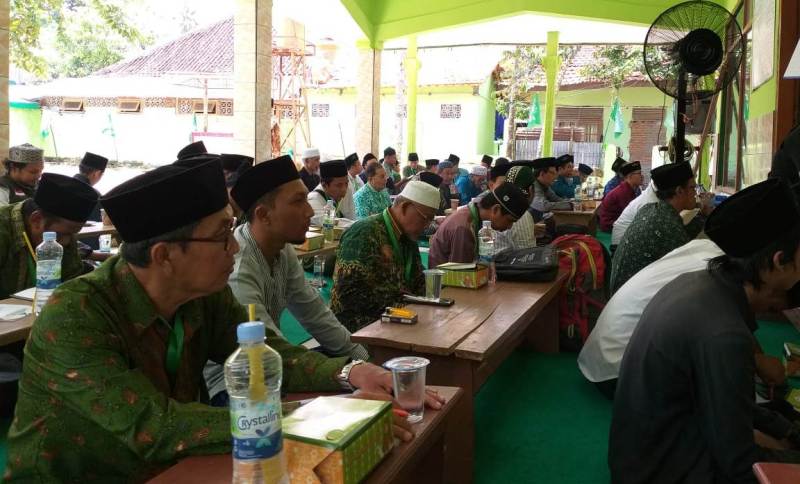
[402, 166, 420, 179]
[0, 202, 83, 299]
[331, 211, 425, 333]
[4, 256, 347, 482]
[610, 200, 705, 294]
[353, 183, 392, 219]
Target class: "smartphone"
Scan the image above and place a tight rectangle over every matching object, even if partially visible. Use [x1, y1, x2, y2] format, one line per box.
[402, 295, 455, 307]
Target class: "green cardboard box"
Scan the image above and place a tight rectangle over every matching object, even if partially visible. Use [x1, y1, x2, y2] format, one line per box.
[437, 262, 489, 289]
[283, 397, 394, 484]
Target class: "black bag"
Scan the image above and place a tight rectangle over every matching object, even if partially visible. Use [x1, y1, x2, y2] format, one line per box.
[494, 245, 559, 282]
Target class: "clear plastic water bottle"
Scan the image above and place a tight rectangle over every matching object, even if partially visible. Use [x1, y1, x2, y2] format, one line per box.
[34, 232, 63, 315]
[322, 199, 336, 242]
[224, 321, 287, 484]
[477, 221, 497, 284]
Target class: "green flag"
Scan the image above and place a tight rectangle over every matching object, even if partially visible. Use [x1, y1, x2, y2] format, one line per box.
[527, 93, 541, 128]
[101, 113, 116, 138]
[611, 98, 624, 139]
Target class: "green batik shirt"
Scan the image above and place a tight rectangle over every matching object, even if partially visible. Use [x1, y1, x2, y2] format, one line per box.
[402, 166, 419, 179]
[330, 212, 425, 333]
[353, 183, 392, 219]
[0, 202, 83, 299]
[4, 255, 347, 483]
[610, 200, 705, 295]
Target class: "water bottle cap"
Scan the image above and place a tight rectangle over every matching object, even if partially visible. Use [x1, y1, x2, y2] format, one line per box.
[237, 321, 265, 343]
[43, 232, 57, 242]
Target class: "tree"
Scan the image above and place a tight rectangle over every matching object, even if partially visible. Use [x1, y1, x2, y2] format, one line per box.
[11, 0, 151, 78]
[494, 45, 577, 157]
[579, 45, 645, 94]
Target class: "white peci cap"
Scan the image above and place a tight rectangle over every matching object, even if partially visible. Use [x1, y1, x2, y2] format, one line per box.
[302, 147, 320, 159]
[399, 180, 441, 210]
[469, 165, 488, 176]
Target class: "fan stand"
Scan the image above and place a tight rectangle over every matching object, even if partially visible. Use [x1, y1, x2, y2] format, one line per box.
[675, 69, 688, 165]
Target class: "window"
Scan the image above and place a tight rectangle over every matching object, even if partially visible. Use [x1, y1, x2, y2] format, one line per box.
[117, 98, 142, 113]
[192, 100, 217, 114]
[311, 103, 330, 117]
[440, 104, 462, 119]
[715, 0, 751, 192]
[61, 98, 84, 112]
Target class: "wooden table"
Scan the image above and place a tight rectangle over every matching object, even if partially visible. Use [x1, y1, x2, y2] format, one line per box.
[77, 221, 117, 240]
[753, 462, 800, 484]
[351, 276, 565, 482]
[0, 297, 34, 346]
[148, 386, 468, 484]
[551, 206, 599, 235]
[294, 240, 339, 260]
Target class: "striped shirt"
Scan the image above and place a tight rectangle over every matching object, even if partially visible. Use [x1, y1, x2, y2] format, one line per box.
[495, 210, 537, 253]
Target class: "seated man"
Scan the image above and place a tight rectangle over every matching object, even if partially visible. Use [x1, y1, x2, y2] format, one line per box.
[214, 156, 368, 402]
[495, 166, 538, 253]
[455, 165, 488, 206]
[346, 152, 364, 194]
[531, 157, 573, 213]
[435, 160, 457, 215]
[402, 152, 420, 179]
[480, 154, 493, 170]
[0, 144, 45, 206]
[299, 147, 322, 192]
[331, 181, 441, 333]
[5, 159, 443, 482]
[429, 183, 528, 268]
[73, 152, 108, 253]
[220, 153, 254, 185]
[354, 162, 392, 219]
[611, 178, 658, 251]
[448, 153, 467, 179]
[551, 154, 578, 199]
[488, 163, 513, 191]
[609, 178, 800, 483]
[358, 153, 377, 184]
[382, 147, 402, 190]
[0, 173, 98, 299]
[603, 156, 627, 197]
[423, 157, 439, 174]
[598, 161, 643, 232]
[308, 159, 354, 220]
[580, 238, 787, 399]
[610, 162, 712, 294]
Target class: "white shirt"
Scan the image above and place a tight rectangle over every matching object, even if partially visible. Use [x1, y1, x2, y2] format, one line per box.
[611, 180, 658, 245]
[308, 184, 356, 221]
[578, 239, 723, 383]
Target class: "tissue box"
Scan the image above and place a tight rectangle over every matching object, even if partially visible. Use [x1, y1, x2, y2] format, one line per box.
[283, 397, 394, 484]
[437, 262, 488, 289]
[294, 232, 325, 251]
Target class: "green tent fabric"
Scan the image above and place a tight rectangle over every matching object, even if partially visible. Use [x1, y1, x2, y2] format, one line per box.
[527, 93, 542, 128]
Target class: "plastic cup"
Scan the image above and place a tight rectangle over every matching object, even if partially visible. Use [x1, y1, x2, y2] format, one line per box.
[100, 209, 112, 226]
[450, 198, 459, 211]
[384, 356, 430, 423]
[99, 234, 112, 253]
[424, 269, 445, 300]
[311, 255, 325, 289]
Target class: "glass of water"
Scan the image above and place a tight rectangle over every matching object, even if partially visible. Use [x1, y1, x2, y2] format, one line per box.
[310, 255, 325, 289]
[384, 356, 430, 423]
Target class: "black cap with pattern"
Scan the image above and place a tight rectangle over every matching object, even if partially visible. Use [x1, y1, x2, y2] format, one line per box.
[491, 182, 529, 220]
[8, 143, 44, 164]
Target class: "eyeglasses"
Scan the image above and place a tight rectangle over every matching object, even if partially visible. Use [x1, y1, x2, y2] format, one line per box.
[173, 218, 236, 252]
[410, 203, 435, 225]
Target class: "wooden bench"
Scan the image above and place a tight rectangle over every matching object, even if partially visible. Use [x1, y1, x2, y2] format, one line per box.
[351, 275, 565, 483]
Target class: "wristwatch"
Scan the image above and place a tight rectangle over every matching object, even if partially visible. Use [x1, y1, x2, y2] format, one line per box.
[337, 359, 365, 391]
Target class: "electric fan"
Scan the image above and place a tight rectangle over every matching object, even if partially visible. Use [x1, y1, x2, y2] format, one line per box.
[643, 0, 744, 169]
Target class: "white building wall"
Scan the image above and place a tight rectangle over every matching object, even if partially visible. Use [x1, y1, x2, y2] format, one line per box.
[38, 107, 235, 165]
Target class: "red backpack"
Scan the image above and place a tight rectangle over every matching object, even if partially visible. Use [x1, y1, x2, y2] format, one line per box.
[552, 234, 608, 351]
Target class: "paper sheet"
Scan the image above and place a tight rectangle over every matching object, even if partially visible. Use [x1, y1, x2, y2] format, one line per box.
[0, 304, 32, 321]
